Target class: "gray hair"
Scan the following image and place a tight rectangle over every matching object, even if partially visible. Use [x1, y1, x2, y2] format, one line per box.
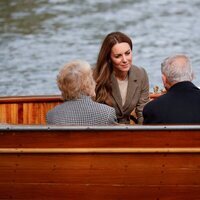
[161, 54, 193, 83]
[57, 60, 96, 100]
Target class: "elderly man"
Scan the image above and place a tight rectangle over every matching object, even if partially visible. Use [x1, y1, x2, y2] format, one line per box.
[143, 54, 200, 124]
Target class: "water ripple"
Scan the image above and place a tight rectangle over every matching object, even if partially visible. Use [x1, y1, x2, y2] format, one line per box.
[1, 0, 200, 95]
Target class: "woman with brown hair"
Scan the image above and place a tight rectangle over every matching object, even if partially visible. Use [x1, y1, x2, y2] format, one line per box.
[93, 32, 150, 124]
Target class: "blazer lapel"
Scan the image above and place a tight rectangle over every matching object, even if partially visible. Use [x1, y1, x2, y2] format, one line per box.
[111, 73, 123, 111]
[123, 66, 138, 111]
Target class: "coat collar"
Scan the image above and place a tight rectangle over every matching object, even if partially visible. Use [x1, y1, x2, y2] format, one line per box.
[169, 81, 199, 92]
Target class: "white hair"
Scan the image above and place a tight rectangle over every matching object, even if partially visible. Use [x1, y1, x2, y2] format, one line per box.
[57, 60, 96, 100]
[161, 54, 193, 83]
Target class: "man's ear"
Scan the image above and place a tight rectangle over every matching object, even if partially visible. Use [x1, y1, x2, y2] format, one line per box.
[162, 74, 170, 90]
[162, 74, 166, 85]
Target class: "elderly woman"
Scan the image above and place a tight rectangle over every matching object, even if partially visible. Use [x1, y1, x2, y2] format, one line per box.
[46, 60, 117, 125]
[93, 32, 150, 124]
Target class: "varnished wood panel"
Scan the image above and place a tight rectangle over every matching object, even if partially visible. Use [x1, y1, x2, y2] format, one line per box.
[0, 95, 62, 124]
[0, 184, 199, 200]
[0, 128, 199, 199]
[0, 154, 200, 184]
[0, 130, 200, 148]
[0, 94, 160, 125]
[0, 154, 199, 199]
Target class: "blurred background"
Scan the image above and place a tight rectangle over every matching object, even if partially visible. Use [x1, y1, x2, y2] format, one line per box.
[1, 0, 200, 96]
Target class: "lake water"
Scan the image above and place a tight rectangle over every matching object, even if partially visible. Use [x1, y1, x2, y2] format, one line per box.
[1, 0, 200, 96]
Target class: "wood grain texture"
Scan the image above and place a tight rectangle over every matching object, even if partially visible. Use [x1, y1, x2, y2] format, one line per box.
[0, 95, 199, 199]
[0, 129, 200, 148]
[0, 128, 200, 199]
[0, 153, 199, 199]
[0, 94, 159, 125]
[1, 147, 200, 153]
[0, 95, 62, 124]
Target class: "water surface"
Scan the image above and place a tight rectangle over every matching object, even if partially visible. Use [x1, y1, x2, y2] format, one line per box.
[1, 0, 200, 96]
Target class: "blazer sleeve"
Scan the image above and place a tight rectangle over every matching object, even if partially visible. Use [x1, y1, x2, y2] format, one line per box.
[135, 68, 150, 124]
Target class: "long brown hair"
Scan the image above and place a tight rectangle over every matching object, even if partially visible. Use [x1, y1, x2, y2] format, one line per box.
[93, 32, 132, 106]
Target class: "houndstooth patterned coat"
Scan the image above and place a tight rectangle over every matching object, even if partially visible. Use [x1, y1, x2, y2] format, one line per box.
[46, 95, 117, 125]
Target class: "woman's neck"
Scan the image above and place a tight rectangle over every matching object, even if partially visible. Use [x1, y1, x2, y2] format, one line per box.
[115, 71, 128, 81]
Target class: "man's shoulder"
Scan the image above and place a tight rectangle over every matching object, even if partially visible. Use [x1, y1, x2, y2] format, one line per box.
[145, 93, 168, 109]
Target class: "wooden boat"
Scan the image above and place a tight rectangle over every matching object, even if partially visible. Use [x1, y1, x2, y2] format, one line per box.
[0, 93, 161, 125]
[0, 94, 200, 199]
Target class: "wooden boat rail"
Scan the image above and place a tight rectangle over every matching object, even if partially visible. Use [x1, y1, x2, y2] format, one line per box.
[0, 95, 63, 125]
[0, 94, 162, 125]
[0, 95, 62, 103]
